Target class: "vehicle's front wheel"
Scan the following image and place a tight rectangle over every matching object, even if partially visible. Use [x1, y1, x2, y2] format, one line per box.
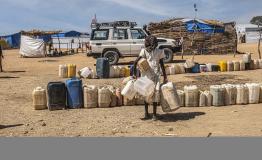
[104, 51, 119, 65]
[163, 48, 173, 63]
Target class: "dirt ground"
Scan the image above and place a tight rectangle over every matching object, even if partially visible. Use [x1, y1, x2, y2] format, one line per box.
[1, 43, 262, 137]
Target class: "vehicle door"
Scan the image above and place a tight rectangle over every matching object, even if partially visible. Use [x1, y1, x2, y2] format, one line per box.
[130, 29, 146, 55]
[111, 28, 131, 55]
[91, 29, 110, 54]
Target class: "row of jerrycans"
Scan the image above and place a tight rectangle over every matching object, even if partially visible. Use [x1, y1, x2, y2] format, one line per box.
[59, 64, 76, 78]
[33, 78, 83, 110]
[32, 78, 129, 110]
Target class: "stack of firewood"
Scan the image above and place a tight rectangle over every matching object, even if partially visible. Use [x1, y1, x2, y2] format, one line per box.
[148, 18, 237, 55]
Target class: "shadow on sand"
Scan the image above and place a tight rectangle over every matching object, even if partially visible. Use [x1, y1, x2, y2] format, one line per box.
[0, 76, 20, 79]
[159, 112, 205, 122]
[0, 124, 24, 129]
[3, 70, 26, 73]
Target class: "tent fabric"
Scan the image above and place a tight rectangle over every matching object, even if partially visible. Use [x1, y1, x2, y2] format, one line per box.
[51, 31, 83, 38]
[0, 33, 21, 48]
[19, 35, 45, 57]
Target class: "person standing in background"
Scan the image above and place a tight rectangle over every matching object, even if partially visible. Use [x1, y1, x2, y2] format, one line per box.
[0, 44, 4, 72]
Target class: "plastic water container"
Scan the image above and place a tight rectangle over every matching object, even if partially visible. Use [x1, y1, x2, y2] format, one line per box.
[121, 80, 137, 100]
[83, 85, 98, 108]
[178, 64, 185, 74]
[210, 85, 225, 106]
[135, 94, 145, 105]
[68, 64, 76, 78]
[173, 64, 181, 74]
[123, 96, 136, 106]
[66, 78, 83, 109]
[246, 83, 260, 104]
[108, 86, 117, 107]
[204, 91, 212, 106]
[212, 65, 220, 72]
[98, 86, 112, 108]
[119, 66, 126, 78]
[32, 87, 47, 110]
[219, 61, 227, 72]
[259, 84, 262, 103]
[165, 66, 171, 75]
[254, 59, 259, 70]
[96, 58, 110, 78]
[116, 88, 123, 106]
[134, 77, 155, 97]
[59, 65, 68, 78]
[138, 58, 150, 73]
[177, 90, 185, 107]
[243, 53, 251, 63]
[160, 82, 180, 112]
[47, 82, 66, 110]
[206, 63, 213, 72]
[199, 91, 207, 107]
[258, 59, 262, 69]
[199, 64, 208, 72]
[239, 60, 245, 71]
[113, 66, 120, 78]
[79, 67, 92, 78]
[236, 84, 249, 105]
[184, 85, 199, 107]
[109, 66, 115, 78]
[169, 65, 176, 75]
[227, 61, 234, 72]
[222, 84, 237, 105]
[233, 61, 240, 71]
[185, 68, 193, 73]
[91, 69, 96, 79]
[192, 63, 200, 73]
[249, 60, 255, 70]
[125, 67, 131, 77]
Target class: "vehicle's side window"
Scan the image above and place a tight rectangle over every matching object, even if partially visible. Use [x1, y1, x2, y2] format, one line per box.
[131, 29, 146, 39]
[113, 29, 128, 40]
[91, 29, 109, 40]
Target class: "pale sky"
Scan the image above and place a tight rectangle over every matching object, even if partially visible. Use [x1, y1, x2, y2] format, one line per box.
[0, 0, 261, 35]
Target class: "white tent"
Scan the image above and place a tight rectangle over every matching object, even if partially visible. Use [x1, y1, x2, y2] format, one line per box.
[19, 35, 45, 57]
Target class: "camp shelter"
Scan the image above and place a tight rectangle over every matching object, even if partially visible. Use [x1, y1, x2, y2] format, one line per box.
[19, 30, 60, 58]
[0, 32, 21, 48]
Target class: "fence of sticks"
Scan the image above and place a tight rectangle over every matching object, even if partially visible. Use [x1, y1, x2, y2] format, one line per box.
[147, 18, 238, 56]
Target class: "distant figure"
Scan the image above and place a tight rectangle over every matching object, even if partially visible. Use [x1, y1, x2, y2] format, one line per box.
[0, 45, 4, 72]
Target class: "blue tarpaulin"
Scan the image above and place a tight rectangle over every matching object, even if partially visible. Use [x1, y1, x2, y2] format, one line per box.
[185, 20, 224, 33]
[1, 33, 21, 48]
[1, 30, 88, 48]
[51, 31, 84, 38]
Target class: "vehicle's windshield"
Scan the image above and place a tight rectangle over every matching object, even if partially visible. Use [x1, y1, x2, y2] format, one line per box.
[91, 29, 109, 40]
[130, 29, 146, 39]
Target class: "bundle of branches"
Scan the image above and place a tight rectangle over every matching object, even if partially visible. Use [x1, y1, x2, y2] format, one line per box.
[21, 30, 62, 36]
[148, 18, 237, 55]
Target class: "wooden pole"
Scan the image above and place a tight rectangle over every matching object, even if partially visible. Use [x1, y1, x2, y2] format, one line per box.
[0, 45, 3, 72]
[258, 25, 261, 59]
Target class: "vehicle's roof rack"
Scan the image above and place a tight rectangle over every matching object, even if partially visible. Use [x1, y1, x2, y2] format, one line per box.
[91, 21, 137, 29]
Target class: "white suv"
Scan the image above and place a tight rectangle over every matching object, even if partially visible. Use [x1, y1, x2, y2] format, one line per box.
[87, 21, 180, 64]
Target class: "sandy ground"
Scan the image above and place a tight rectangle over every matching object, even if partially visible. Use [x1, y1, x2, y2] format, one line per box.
[0, 43, 262, 137]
